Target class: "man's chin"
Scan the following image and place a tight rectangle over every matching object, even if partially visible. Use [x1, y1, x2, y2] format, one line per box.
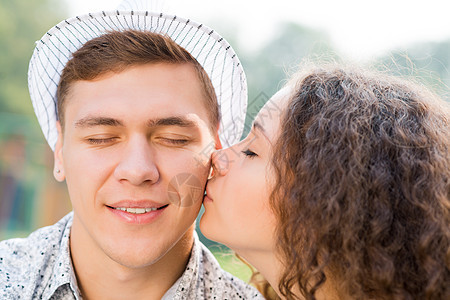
[106, 249, 168, 270]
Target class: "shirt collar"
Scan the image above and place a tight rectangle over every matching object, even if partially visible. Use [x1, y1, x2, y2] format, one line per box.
[41, 212, 82, 300]
[166, 231, 202, 299]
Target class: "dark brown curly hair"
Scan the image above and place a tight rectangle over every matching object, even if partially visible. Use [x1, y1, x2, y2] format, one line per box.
[270, 65, 450, 299]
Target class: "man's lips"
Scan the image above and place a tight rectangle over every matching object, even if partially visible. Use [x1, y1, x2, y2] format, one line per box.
[106, 200, 169, 214]
[106, 200, 169, 224]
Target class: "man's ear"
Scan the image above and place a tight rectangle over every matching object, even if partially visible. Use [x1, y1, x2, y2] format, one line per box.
[215, 125, 222, 150]
[53, 121, 66, 182]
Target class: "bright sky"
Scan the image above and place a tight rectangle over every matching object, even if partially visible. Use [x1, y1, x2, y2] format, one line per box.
[67, 0, 450, 60]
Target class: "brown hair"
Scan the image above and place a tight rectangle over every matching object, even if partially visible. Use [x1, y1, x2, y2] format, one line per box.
[57, 30, 218, 132]
[271, 65, 450, 299]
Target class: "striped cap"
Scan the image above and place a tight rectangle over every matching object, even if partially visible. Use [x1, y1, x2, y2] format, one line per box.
[28, 5, 247, 150]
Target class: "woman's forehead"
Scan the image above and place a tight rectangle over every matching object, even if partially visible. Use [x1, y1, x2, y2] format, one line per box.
[253, 86, 292, 142]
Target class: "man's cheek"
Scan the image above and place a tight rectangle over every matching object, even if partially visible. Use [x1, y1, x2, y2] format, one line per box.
[192, 141, 216, 169]
[168, 172, 204, 207]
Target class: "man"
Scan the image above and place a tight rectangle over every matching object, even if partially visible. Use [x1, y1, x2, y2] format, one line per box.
[0, 3, 261, 300]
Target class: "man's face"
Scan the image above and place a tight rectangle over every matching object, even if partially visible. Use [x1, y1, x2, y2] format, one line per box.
[54, 63, 215, 268]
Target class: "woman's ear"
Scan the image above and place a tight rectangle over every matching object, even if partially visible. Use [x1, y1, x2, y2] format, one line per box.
[53, 121, 66, 182]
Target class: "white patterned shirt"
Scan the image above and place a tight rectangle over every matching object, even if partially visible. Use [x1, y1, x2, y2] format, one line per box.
[0, 212, 263, 299]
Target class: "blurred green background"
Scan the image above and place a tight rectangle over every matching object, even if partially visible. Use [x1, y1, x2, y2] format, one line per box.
[0, 0, 449, 282]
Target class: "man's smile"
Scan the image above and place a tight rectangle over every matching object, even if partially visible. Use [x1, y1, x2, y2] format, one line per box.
[109, 205, 169, 214]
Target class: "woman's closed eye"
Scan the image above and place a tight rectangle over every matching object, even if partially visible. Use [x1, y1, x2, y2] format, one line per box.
[242, 149, 258, 158]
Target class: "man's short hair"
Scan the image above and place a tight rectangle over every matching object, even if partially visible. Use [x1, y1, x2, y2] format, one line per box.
[57, 30, 219, 133]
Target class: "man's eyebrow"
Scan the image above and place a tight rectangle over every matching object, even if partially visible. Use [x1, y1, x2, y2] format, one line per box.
[75, 117, 123, 128]
[148, 116, 197, 128]
[74, 116, 197, 129]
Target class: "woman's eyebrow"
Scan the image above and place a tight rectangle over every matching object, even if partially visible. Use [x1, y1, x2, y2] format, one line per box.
[253, 120, 270, 142]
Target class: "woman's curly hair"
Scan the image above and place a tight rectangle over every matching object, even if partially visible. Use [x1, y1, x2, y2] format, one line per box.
[270, 65, 450, 299]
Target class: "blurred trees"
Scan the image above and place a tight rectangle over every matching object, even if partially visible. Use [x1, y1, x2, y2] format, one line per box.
[244, 23, 337, 100]
[240, 23, 338, 137]
[0, 0, 68, 236]
[232, 23, 450, 138]
[0, 0, 67, 114]
[376, 40, 450, 97]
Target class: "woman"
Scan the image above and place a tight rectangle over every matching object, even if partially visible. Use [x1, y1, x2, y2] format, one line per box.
[200, 64, 450, 299]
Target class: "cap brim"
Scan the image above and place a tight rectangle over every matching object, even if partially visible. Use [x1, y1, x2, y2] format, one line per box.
[28, 10, 247, 150]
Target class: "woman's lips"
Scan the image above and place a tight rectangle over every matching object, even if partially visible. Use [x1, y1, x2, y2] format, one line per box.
[203, 186, 214, 203]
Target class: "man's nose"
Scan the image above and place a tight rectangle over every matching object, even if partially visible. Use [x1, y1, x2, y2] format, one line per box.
[114, 136, 159, 185]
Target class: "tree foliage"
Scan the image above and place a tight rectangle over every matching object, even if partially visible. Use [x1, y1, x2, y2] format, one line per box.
[239, 22, 338, 137]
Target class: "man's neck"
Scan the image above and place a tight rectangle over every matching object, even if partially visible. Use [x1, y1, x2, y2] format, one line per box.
[69, 217, 194, 300]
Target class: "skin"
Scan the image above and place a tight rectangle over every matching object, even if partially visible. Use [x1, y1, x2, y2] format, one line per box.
[200, 87, 291, 295]
[53, 63, 218, 300]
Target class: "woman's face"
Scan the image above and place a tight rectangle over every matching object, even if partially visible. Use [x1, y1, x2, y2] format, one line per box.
[200, 88, 290, 253]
